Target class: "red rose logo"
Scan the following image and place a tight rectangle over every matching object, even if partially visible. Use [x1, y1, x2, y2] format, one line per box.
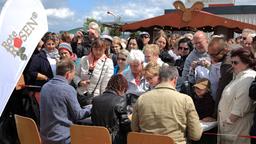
[13, 37, 23, 48]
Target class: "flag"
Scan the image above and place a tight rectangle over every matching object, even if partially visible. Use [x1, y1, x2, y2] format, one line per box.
[0, 0, 48, 116]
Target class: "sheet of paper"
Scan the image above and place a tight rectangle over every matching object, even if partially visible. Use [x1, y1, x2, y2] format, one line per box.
[200, 121, 218, 131]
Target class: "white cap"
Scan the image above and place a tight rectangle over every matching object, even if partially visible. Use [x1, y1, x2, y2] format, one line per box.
[101, 35, 113, 42]
[139, 31, 150, 37]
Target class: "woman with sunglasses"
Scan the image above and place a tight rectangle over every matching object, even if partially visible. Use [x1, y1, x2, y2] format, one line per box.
[218, 48, 256, 144]
[175, 37, 193, 76]
[175, 37, 194, 92]
[114, 49, 130, 75]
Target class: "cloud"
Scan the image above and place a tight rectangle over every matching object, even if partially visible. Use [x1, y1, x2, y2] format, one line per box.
[41, 0, 68, 8]
[46, 8, 74, 19]
[83, 0, 168, 23]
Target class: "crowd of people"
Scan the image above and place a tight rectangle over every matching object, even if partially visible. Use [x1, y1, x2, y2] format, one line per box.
[2, 21, 256, 144]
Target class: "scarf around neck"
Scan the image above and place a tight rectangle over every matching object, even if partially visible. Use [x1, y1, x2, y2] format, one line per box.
[43, 48, 60, 59]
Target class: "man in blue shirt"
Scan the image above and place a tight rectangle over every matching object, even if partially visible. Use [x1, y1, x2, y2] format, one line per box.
[40, 59, 91, 144]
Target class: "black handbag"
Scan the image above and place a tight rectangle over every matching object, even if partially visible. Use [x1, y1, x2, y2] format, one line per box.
[78, 58, 107, 106]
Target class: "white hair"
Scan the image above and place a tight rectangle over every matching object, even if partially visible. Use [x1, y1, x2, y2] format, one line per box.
[88, 22, 101, 34]
[127, 49, 145, 63]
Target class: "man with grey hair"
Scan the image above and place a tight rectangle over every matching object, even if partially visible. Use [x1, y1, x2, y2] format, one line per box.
[72, 22, 101, 57]
[132, 65, 202, 143]
[241, 28, 255, 40]
[242, 34, 254, 51]
[88, 21, 101, 41]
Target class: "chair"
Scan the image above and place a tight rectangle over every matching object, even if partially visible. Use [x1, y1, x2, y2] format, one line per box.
[127, 132, 175, 144]
[70, 124, 111, 144]
[14, 114, 41, 144]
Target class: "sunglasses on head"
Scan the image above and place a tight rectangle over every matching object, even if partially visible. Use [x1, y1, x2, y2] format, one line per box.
[178, 47, 189, 51]
[231, 60, 239, 65]
[143, 35, 149, 39]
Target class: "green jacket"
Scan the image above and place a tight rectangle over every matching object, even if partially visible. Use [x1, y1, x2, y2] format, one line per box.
[131, 82, 202, 143]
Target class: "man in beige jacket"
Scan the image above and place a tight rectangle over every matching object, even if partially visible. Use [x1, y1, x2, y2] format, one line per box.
[131, 65, 202, 144]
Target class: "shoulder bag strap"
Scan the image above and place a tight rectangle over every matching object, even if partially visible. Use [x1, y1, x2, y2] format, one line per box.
[91, 58, 107, 94]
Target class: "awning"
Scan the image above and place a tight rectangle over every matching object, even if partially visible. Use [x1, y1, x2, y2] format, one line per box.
[121, 10, 256, 32]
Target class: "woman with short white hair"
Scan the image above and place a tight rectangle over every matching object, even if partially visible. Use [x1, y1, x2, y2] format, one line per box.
[123, 49, 149, 112]
[125, 50, 145, 92]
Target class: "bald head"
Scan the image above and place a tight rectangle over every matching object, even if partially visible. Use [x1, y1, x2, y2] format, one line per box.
[208, 37, 229, 63]
[193, 31, 208, 53]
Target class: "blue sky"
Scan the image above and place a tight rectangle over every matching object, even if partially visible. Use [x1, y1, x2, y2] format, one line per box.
[0, 0, 256, 32]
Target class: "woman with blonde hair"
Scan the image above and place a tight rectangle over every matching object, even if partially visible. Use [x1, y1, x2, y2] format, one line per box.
[114, 49, 130, 75]
[144, 62, 160, 89]
[143, 44, 164, 67]
[111, 36, 123, 66]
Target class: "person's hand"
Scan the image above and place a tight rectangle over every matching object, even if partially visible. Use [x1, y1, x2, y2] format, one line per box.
[37, 73, 48, 81]
[191, 60, 198, 70]
[79, 80, 90, 87]
[128, 114, 132, 120]
[226, 114, 240, 124]
[201, 117, 216, 122]
[201, 59, 211, 68]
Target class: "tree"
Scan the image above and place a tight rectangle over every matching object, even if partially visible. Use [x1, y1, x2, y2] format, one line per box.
[109, 24, 121, 37]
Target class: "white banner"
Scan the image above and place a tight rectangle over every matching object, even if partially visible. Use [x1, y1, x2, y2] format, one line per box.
[0, 0, 48, 116]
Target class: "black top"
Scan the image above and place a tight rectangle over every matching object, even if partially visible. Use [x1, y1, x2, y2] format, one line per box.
[91, 90, 131, 144]
[26, 50, 53, 88]
[193, 93, 215, 120]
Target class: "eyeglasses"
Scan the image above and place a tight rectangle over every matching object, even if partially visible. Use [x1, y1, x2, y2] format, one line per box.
[209, 49, 223, 57]
[231, 60, 239, 65]
[178, 47, 189, 51]
[117, 57, 126, 61]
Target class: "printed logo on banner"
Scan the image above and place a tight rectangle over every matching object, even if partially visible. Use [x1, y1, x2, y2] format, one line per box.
[1, 12, 39, 60]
